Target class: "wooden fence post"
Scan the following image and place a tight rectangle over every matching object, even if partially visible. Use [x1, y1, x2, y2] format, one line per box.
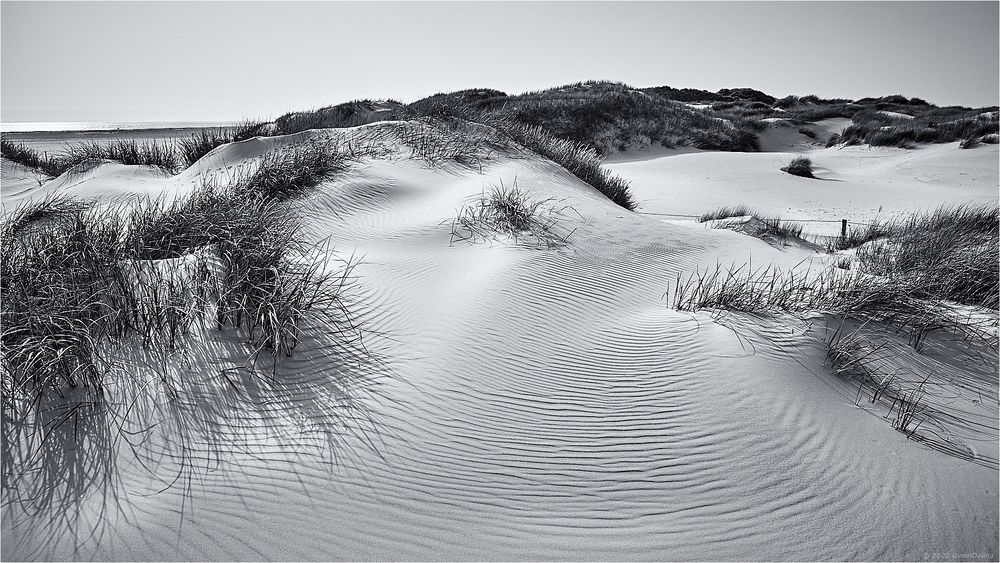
[841, 219, 848, 239]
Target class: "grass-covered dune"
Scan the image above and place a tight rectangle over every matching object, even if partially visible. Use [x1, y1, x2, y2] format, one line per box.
[6, 80, 995, 212]
[262, 81, 999, 159]
[272, 81, 765, 154]
[482, 81, 765, 154]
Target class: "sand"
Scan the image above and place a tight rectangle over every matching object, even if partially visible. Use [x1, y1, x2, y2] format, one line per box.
[607, 141, 999, 237]
[1, 123, 997, 561]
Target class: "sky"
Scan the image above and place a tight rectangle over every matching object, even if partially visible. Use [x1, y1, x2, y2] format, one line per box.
[2, 1, 998, 124]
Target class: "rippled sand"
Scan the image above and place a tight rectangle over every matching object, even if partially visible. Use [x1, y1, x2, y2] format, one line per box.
[2, 124, 997, 560]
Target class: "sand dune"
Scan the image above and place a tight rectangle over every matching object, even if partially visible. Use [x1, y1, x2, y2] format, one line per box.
[607, 142, 999, 237]
[1, 123, 997, 560]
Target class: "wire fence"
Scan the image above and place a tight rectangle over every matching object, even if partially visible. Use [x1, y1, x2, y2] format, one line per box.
[636, 211, 883, 227]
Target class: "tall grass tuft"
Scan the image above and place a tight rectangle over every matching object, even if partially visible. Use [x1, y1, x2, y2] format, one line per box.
[698, 205, 756, 222]
[2, 173, 364, 520]
[835, 108, 999, 148]
[699, 206, 805, 243]
[781, 156, 814, 178]
[238, 140, 351, 201]
[272, 100, 403, 135]
[959, 137, 982, 149]
[481, 113, 636, 210]
[450, 179, 577, 249]
[670, 260, 992, 353]
[393, 118, 509, 168]
[125, 184, 348, 358]
[0, 191, 93, 237]
[759, 216, 805, 240]
[178, 120, 268, 167]
[672, 205, 998, 349]
[828, 220, 898, 252]
[61, 140, 180, 173]
[851, 204, 999, 309]
[1, 139, 64, 177]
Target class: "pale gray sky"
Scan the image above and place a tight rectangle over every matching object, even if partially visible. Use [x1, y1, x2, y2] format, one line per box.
[2, 1, 998, 124]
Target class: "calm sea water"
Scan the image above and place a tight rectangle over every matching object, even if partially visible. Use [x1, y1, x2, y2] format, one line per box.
[1, 122, 245, 156]
[1, 121, 235, 133]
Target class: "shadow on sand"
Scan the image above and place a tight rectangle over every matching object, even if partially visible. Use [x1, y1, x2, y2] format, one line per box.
[1, 300, 392, 559]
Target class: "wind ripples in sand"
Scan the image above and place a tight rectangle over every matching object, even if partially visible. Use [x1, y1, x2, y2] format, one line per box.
[3, 143, 995, 561]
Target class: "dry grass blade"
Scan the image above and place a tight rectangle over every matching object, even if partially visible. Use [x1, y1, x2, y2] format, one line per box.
[450, 179, 578, 249]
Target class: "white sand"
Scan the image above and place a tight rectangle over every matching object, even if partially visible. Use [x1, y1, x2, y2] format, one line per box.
[879, 110, 915, 120]
[1, 124, 997, 560]
[607, 142, 999, 237]
[755, 117, 853, 152]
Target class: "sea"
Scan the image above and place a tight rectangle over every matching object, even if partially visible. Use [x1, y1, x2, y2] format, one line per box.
[1, 121, 235, 133]
[1, 121, 240, 155]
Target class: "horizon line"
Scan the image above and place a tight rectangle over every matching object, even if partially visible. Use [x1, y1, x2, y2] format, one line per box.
[0, 120, 242, 134]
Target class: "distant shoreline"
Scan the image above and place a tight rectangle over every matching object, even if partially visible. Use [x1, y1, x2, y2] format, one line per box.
[1, 121, 240, 134]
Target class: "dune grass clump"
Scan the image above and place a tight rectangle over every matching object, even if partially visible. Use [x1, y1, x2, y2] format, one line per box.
[959, 137, 981, 149]
[239, 140, 351, 201]
[391, 118, 510, 169]
[781, 156, 814, 178]
[1, 203, 130, 395]
[759, 216, 805, 240]
[828, 205, 999, 307]
[827, 220, 898, 252]
[485, 116, 636, 211]
[698, 205, 756, 223]
[178, 120, 268, 166]
[670, 261, 841, 315]
[272, 99, 404, 135]
[798, 127, 818, 139]
[61, 139, 180, 174]
[676, 206, 999, 314]
[126, 184, 347, 356]
[0, 188, 340, 400]
[451, 180, 576, 248]
[670, 261, 991, 353]
[0, 192, 93, 237]
[2, 172, 362, 519]
[699, 206, 804, 243]
[850, 204, 999, 309]
[835, 108, 999, 148]
[676, 202, 1000, 312]
[671, 204, 999, 391]
[3, 138, 186, 177]
[1, 139, 40, 167]
[1, 139, 64, 177]
[886, 379, 929, 435]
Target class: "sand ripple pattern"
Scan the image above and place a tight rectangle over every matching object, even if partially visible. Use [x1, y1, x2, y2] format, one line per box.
[3, 152, 996, 561]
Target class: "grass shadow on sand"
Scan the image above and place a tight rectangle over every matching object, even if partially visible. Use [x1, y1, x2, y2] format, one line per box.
[0, 146, 394, 556]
